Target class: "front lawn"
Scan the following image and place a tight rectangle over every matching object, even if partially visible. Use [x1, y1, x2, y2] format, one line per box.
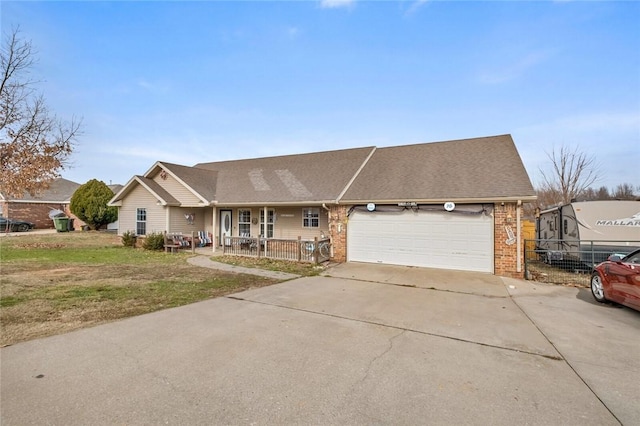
[0, 232, 285, 346]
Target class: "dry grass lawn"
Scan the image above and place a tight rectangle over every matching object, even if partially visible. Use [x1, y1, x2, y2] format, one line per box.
[0, 232, 286, 346]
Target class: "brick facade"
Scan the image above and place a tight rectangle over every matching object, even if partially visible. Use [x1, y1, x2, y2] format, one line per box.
[327, 205, 348, 263]
[327, 203, 525, 279]
[0, 201, 84, 230]
[493, 202, 525, 279]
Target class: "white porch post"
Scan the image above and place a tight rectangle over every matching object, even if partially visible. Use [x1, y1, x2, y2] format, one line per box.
[263, 205, 268, 256]
[212, 206, 217, 253]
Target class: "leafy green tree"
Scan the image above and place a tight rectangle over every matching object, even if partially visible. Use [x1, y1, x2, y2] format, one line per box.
[70, 179, 117, 230]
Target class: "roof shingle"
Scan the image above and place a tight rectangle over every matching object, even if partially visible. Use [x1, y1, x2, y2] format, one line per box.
[340, 134, 535, 203]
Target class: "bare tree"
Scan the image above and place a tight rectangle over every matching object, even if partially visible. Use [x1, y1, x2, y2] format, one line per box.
[580, 186, 611, 201]
[0, 27, 81, 199]
[538, 145, 600, 207]
[612, 183, 637, 200]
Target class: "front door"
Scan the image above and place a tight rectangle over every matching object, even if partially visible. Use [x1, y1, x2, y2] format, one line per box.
[219, 210, 232, 246]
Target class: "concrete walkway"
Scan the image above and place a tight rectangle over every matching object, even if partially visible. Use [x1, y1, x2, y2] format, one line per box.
[187, 254, 301, 280]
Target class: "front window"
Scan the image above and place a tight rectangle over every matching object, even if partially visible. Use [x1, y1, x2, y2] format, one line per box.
[260, 209, 274, 238]
[136, 208, 146, 236]
[238, 209, 251, 236]
[303, 208, 319, 228]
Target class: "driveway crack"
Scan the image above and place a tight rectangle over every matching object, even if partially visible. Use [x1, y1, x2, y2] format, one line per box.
[357, 329, 405, 386]
[227, 296, 563, 360]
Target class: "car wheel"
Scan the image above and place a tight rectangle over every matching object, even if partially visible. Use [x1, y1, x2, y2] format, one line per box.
[16, 223, 30, 232]
[590, 273, 607, 303]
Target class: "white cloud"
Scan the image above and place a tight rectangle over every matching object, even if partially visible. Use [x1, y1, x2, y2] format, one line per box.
[136, 79, 170, 95]
[404, 0, 430, 16]
[107, 145, 203, 166]
[319, 0, 355, 9]
[478, 51, 551, 85]
[286, 26, 300, 39]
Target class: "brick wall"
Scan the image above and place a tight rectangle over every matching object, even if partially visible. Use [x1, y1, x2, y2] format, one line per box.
[327, 205, 348, 262]
[494, 202, 525, 279]
[0, 202, 85, 230]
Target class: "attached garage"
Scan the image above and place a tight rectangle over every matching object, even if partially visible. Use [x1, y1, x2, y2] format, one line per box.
[347, 205, 494, 273]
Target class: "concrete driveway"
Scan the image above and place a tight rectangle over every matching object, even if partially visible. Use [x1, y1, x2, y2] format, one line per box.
[1, 262, 638, 425]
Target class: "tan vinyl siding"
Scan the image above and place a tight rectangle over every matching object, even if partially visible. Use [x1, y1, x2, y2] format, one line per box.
[275, 207, 330, 240]
[168, 207, 206, 234]
[152, 173, 202, 206]
[214, 207, 328, 240]
[118, 185, 166, 235]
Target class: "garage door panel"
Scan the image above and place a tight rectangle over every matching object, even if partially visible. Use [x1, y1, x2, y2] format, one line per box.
[348, 209, 493, 273]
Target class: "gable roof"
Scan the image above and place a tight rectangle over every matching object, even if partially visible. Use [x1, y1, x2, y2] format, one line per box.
[194, 147, 376, 205]
[110, 175, 181, 206]
[2, 178, 80, 203]
[340, 134, 536, 203]
[110, 134, 535, 208]
[160, 162, 218, 202]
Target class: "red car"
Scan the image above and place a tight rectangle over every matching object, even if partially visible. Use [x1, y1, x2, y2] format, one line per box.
[591, 249, 640, 312]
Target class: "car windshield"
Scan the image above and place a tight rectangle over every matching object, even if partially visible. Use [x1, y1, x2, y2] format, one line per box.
[623, 251, 640, 264]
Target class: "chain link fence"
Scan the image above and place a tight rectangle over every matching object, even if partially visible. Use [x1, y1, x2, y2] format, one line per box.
[524, 239, 640, 287]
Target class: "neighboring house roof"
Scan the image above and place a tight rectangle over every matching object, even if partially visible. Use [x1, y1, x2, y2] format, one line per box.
[1, 178, 80, 203]
[109, 134, 536, 208]
[108, 184, 124, 195]
[341, 134, 536, 203]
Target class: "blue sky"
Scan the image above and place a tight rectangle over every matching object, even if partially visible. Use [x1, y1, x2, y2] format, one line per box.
[3, 0, 639, 190]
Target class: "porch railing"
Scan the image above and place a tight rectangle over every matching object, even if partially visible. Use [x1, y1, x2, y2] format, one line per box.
[222, 236, 331, 264]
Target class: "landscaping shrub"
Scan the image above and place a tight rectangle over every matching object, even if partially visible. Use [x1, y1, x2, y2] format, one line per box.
[70, 179, 118, 230]
[143, 232, 165, 251]
[121, 230, 137, 248]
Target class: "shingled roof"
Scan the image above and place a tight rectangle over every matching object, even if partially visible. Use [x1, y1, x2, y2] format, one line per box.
[194, 147, 375, 205]
[110, 134, 535, 207]
[3, 178, 80, 202]
[340, 134, 536, 203]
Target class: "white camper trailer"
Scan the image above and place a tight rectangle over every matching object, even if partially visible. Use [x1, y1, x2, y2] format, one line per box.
[536, 200, 640, 270]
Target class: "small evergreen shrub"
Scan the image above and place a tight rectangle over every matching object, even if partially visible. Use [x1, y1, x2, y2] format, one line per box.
[143, 232, 165, 251]
[121, 231, 137, 248]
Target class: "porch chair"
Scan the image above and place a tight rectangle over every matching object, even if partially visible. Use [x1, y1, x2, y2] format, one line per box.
[240, 233, 253, 250]
[197, 231, 212, 247]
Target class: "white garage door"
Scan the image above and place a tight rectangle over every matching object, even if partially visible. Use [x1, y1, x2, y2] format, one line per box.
[347, 209, 494, 273]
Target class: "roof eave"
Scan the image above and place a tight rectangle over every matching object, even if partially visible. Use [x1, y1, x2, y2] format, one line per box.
[217, 200, 339, 207]
[338, 195, 538, 205]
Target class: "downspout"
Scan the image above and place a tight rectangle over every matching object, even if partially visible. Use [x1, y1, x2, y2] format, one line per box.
[517, 200, 522, 273]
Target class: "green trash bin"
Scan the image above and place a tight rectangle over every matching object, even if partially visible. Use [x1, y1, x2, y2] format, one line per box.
[53, 217, 70, 232]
